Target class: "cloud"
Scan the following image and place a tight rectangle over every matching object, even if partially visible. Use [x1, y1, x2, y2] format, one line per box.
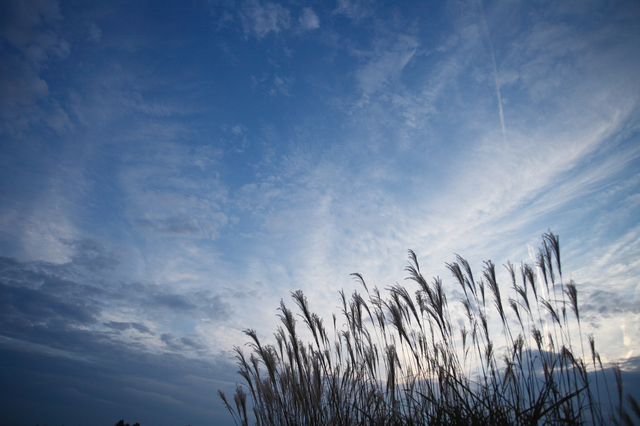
[131, 322, 153, 334]
[66, 239, 121, 272]
[131, 203, 229, 240]
[0, 339, 238, 426]
[159, 333, 208, 354]
[269, 74, 293, 96]
[135, 216, 203, 236]
[581, 289, 640, 318]
[0, 0, 72, 137]
[87, 22, 102, 42]
[153, 294, 196, 311]
[119, 142, 230, 240]
[334, 0, 376, 22]
[117, 91, 173, 118]
[299, 7, 320, 30]
[0, 238, 237, 360]
[0, 0, 67, 54]
[355, 34, 419, 94]
[0, 280, 99, 328]
[105, 321, 134, 331]
[239, 0, 290, 38]
[219, 37, 639, 358]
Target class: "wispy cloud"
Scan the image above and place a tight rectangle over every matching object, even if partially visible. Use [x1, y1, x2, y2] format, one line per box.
[299, 7, 320, 31]
[1, 0, 640, 422]
[87, 21, 102, 42]
[119, 141, 229, 241]
[334, 0, 376, 22]
[0, 0, 71, 137]
[269, 74, 293, 96]
[477, 0, 507, 144]
[355, 33, 419, 95]
[240, 0, 291, 39]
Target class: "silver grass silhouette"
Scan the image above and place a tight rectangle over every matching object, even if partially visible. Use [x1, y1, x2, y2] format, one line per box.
[220, 232, 637, 426]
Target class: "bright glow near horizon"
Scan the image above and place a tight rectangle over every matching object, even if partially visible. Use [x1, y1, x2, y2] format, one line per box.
[1, 0, 639, 425]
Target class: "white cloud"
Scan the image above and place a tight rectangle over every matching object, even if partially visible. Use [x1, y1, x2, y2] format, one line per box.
[299, 7, 320, 30]
[334, 0, 375, 22]
[230, 124, 243, 135]
[269, 75, 293, 96]
[239, 0, 290, 38]
[355, 34, 419, 94]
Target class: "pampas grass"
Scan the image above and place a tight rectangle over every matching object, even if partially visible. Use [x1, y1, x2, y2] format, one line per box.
[219, 232, 639, 426]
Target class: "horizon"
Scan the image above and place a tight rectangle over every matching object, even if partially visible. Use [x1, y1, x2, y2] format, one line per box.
[1, 0, 639, 425]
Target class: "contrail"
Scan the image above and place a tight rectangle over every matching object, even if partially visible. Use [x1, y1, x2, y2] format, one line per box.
[478, 0, 506, 144]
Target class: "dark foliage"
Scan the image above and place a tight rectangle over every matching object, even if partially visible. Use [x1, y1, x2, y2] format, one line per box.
[114, 420, 140, 426]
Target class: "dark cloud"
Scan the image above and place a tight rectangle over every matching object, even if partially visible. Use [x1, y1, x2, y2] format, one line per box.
[0, 245, 233, 358]
[65, 238, 121, 271]
[620, 356, 640, 372]
[0, 248, 238, 425]
[154, 294, 197, 311]
[180, 336, 205, 349]
[0, 0, 72, 137]
[105, 321, 133, 331]
[197, 291, 235, 321]
[0, 281, 99, 329]
[131, 322, 153, 334]
[161, 333, 180, 351]
[580, 288, 640, 318]
[161, 333, 206, 353]
[0, 342, 237, 426]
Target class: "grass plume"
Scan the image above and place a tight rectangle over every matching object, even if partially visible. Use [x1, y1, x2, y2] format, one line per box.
[220, 232, 636, 425]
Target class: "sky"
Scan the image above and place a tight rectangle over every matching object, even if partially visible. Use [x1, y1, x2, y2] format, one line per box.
[1, 0, 640, 424]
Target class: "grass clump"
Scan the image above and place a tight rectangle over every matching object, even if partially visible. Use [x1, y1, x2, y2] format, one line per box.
[219, 232, 639, 425]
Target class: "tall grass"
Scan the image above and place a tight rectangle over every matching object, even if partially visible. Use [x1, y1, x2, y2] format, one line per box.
[219, 232, 639, 425]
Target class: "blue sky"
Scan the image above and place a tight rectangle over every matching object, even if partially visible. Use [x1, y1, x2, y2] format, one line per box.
[1, 0, 640, 424]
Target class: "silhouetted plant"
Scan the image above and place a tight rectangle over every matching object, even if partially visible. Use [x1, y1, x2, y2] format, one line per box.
[220, 232, 638, 425]
[114, 420, 140, 426]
